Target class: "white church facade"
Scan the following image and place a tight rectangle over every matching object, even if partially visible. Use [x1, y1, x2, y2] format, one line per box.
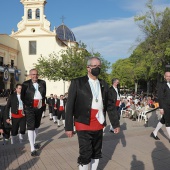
[0, 0, 77, 96]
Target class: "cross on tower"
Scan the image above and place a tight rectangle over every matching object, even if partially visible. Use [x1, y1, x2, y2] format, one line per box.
[60, 16, 66, 24]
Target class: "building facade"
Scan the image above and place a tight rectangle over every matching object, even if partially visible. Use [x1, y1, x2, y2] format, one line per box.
[0, 0, 77, 96]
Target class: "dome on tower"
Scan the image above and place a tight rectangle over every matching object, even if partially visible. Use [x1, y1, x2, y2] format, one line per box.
[56, 24, 76, 42]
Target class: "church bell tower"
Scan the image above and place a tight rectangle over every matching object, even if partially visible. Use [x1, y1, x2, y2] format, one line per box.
[12, 0, 51, 34]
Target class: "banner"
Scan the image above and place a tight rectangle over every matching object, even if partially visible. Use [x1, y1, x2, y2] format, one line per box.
[14, 69, 19, 81]
[3, 67, 9, 82]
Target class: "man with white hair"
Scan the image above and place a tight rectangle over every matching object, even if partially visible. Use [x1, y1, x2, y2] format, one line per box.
[65, 57, 120, 170]
[21, 69, 46, 156]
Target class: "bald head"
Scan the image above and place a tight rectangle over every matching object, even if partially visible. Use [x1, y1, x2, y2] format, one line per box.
[164, 72, 170, 82]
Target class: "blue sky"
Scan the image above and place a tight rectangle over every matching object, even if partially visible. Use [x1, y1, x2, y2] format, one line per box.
[1, 0, 170, 65]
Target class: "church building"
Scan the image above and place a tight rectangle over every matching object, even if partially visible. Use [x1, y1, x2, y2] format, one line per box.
[0, 0, 77, 95]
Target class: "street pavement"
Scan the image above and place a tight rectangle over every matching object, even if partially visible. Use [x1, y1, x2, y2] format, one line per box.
[0, 97, 170, 170]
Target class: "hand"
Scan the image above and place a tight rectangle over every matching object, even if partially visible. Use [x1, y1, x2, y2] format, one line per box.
[65, 131, 74, 138]
[22, 114, 25, 116]
[114, 127, 120, 134]
[54, 107, 57, 110]
[0, 129, 3, 134]
[160, 109, 164, 115]
[6, 119, 11, 124]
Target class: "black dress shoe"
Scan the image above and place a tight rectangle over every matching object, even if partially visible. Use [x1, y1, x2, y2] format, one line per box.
[109, 130, 115, 133]
[31, 150, 38, 157]
[34, 143, 41, 150]
[150, 132, 160, 140]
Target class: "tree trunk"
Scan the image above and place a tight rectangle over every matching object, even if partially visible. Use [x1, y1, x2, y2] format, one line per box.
[147, 81, 150, 96]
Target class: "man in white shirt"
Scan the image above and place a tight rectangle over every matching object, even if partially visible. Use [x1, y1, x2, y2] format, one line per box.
[5, 84, 26, 144]
[21, 69, 46, 156]
[65, 57, 120, 170]
[57, 95, 66, 127]
[109, 78, 120, 133]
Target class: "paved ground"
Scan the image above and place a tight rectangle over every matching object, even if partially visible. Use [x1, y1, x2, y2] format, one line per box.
[0, 97, 170, 170]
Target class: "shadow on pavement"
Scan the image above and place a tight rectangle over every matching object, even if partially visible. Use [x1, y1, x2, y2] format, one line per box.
[130, 155, 144, 170]
[98, 123, 127, 169]
[152, 141, 170, 170]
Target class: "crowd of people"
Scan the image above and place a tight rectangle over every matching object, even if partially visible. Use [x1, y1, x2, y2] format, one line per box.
[0, 69, 67, 157]
[117, 95, 159, 122]
[0, 57, 169, 170]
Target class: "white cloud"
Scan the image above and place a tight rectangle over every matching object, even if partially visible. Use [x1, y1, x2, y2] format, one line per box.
[121, 0, 170, 13]
[72, 1, 170, 65]
[72, 17, 141, 64]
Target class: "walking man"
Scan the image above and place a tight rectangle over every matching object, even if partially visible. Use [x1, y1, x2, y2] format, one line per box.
[150, 71, 170, 141]
[57, 95, 66, 127]
[21, 69, 46, 156]
[47, 94, 54, 121]
[108, 78, 120, 133]
[5, 84, 26, 144]
[65, 57, 120, 170]
[52, 94, 58, 124]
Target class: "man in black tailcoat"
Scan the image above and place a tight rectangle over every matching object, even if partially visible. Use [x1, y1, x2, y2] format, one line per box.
[21, 68, 46, 156]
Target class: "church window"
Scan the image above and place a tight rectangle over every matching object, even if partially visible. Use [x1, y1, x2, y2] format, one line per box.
[11, 60, 14, 68]
[29, 41, 37, 55]
[36, 9, 40, 19]
[28, 9, 32, 19]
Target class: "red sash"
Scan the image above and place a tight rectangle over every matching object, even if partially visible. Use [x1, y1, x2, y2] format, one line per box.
[75, 109, 104, 131]
[116, 100, 120, 107]
[12, 110, 24, 118]
[59, 106, 64, 111]
[33, 99, 39, 108]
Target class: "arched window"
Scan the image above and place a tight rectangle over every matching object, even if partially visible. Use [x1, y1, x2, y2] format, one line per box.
[36, 9, 40, 19]
[28, 9, 32, 19]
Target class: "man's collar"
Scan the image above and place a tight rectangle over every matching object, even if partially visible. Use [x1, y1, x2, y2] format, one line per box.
[88, 75, 98, 82]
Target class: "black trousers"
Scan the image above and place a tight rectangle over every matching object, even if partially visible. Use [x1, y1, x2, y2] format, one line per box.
[76, 130, 103, 165]
[58, 110, 65, 120]
[52, 108, 58, 116]
[3, 128, 11, 139]
[25, 107, 43, 130]
[160, 107, 170, 127]
[42, 104, 46, 112]
[49, 106, 53, 113]
[11, 117, 26, 136]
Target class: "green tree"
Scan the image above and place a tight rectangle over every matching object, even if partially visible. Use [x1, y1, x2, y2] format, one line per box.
[134, 0, 170, 74]
[35, 43, 110, 82]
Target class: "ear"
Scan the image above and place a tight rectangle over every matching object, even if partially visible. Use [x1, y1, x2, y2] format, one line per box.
[87, 66, 90, 72]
